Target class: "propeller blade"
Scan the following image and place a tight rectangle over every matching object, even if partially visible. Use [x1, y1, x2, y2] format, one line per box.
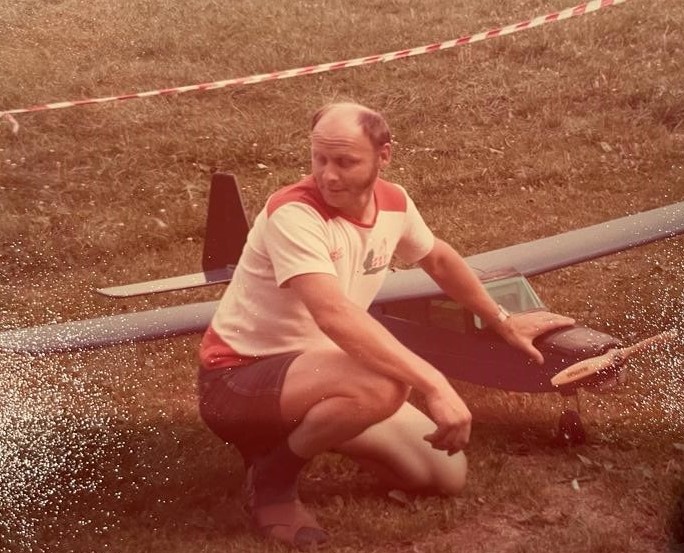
[551, 329, 678, 387]
[619, 328, 678, 357]
[550, 350, 622, 387]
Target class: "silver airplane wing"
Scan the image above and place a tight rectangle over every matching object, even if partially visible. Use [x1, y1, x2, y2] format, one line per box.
[1, 201, 682, 354]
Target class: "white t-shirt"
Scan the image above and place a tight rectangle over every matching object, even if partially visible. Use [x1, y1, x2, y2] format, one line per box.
[199, 174, 434, 369]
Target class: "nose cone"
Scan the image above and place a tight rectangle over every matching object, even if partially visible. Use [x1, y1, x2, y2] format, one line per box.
[536, 325, 622, 358]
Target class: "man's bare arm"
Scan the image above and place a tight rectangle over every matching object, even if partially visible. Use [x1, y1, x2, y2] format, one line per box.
[287, 272, 471, 455]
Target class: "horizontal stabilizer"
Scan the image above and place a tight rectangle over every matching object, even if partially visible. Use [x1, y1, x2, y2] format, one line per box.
[97, 267, 234, 297]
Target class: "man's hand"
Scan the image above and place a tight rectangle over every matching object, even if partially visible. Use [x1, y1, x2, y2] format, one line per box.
[422, 387, 472, 456]
[496, 311, 575, 364]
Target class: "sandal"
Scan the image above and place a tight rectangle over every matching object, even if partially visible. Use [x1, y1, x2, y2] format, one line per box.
[251, 498, 329, 551]
[243, 461, 329, 549]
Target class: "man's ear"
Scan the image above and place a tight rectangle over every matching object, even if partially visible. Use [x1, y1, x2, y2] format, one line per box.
[378, 142, 391, 169]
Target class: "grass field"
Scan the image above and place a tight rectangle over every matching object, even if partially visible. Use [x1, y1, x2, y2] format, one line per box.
[1, 0, 683, 551]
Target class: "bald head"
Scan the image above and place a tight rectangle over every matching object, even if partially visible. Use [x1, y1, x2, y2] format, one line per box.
[311, 103, 391, 151]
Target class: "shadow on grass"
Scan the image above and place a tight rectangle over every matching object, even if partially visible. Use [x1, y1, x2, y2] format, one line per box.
[670, 479, 684, 553]
[1, 415, 241, 552]
[4, 413, 394, 553]
[6, 405, 680, 552]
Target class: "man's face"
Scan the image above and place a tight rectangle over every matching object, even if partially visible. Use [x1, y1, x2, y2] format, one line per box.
[311, 116, 390, 218]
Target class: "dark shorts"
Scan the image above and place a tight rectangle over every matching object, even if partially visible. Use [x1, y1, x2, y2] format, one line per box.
[197, 353, 299, 464]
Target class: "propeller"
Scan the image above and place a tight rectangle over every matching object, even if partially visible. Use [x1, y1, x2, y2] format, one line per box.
[550, 329, 679, 388]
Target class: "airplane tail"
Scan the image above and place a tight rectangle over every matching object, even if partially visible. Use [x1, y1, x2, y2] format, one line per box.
[202, 172, 250, 271]
[97, 172, 249, 297]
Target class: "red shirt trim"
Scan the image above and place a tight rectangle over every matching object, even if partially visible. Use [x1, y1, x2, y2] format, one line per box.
[266, 176, 333, 220]
[375, 178, 407, 212]
[199, 325, 256, 370]
[265, 175, 407, 225]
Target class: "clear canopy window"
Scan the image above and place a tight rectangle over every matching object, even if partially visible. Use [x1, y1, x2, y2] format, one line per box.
[380, 275, 546, 332]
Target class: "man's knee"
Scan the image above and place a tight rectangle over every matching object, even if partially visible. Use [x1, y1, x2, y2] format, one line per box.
[354, 376, 410, 422]
[379, 450, 467, 496]
[412, 452, 468, 496]
[435, 452, 468, 496]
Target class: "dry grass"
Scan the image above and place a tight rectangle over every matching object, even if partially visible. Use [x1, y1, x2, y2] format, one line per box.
[1, 0, 683, 551]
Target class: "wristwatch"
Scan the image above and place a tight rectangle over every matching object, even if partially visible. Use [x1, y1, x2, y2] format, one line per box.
[496, 304, 511, 323]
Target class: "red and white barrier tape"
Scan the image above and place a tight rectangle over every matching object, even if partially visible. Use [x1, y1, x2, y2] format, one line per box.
[1, 0, 626, 133]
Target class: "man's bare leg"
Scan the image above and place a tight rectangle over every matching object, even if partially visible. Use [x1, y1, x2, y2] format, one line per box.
[249, 347, 466, 548]
[281, 348, 411, 457]
[248, 347, 410, 548]
[335, 401, 467, 495]
[280, 348, 467, 494]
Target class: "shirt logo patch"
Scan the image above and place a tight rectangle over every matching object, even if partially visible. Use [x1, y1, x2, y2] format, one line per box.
[363, 239, 390, 275]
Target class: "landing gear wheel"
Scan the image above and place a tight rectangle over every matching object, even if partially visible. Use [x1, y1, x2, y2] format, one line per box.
[557, 410, 586, 446]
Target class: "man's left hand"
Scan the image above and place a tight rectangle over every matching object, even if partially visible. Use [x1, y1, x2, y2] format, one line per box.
[496, 311, 575, 364]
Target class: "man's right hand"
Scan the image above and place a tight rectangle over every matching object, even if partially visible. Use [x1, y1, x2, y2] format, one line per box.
[422, 388, 472, 456]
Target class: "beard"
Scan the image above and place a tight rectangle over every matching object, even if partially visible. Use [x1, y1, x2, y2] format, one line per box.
[318, 163, 380, 212]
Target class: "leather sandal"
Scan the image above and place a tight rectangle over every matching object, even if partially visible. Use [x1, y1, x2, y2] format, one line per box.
[251, 499, 329, 550]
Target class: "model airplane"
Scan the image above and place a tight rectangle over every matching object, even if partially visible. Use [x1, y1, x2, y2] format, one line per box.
[1, 173, 682, 444]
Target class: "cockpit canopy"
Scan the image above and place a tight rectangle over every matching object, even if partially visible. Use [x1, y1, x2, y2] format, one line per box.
[377, 274, 546, 332]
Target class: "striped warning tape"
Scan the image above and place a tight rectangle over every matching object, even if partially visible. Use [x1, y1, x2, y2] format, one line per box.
[1, 0, 626, 132]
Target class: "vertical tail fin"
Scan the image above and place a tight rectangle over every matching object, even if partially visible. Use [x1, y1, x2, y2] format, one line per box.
[202, 172, 250, 271]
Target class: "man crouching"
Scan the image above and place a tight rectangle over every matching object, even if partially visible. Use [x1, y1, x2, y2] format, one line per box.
[197, 102, 573, 549]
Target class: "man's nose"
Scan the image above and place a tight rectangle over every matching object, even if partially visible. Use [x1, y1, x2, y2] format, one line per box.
[322, 164, 339, 183]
